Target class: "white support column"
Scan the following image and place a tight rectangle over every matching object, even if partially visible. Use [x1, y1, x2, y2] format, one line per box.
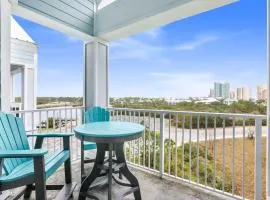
[21, 65, 36, 110]
[21, 65, 36, 131]
[0, 0, 11, 111]
[10, 73, 15, 103]
[84, 39, 109, 108]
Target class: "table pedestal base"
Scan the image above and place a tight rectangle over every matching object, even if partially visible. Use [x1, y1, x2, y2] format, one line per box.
[79, 143, 141, 200]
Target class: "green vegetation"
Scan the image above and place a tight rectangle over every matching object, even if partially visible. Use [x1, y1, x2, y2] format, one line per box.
[126, 125, 232, 192]
[37, 97, 83, 105]
[111, 97, 266, 115]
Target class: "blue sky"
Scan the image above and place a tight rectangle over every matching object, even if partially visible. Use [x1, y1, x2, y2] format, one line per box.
[14, 0, 266, 98]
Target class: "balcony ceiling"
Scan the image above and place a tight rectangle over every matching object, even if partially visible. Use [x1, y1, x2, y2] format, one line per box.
[11, 0, 236, 41]
[96, 0, 117, 10]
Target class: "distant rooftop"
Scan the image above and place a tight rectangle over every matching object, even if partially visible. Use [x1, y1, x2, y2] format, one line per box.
[11, 16, 35, 43]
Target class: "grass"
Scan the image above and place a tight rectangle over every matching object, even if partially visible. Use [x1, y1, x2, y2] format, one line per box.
[208, 137, 266, 200]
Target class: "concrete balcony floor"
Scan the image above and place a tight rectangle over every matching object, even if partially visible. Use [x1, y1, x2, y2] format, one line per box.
[10, 160, 226, 200]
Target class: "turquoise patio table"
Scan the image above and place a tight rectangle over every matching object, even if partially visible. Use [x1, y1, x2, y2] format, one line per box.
[74, 121, 144, 200]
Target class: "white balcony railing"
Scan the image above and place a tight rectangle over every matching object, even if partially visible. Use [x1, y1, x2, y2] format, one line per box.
[11, 107, 267, 200]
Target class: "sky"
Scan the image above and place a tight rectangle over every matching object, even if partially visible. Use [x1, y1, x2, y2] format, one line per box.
[14, 0, 267, 98]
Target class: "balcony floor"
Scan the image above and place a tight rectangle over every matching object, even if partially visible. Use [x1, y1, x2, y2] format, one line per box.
[10, 160, 226, 200]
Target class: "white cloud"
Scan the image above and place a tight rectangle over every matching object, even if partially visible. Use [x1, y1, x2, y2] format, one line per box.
[65, 35, 81, 43]
[110, 37, 164, 60]
[175, 35, 219, 50]
[144, 27, 163, 39]
[110, 26, 167, 61]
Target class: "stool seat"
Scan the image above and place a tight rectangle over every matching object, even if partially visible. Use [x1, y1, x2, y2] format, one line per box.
[84, 142, 97, 150]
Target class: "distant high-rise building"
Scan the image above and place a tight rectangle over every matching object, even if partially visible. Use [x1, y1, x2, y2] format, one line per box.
[229, 90, 236, 99]
[214, 82, 222, 98]
[236, 87, 251, 100]
[222, 83, 230, 98]
[242, 87, 251, 100]
[209, 89, 215, 98]
[257, 84, 267, 101]
[213, 82, 230, 98]
[263, 89, 268, 100]
[236, 88, 242, 100]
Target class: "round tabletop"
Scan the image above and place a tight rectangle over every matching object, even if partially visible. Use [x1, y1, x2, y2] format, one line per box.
[74, 121, 145, 143]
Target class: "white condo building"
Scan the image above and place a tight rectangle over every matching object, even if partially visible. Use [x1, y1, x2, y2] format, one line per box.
[257, 84, 267, 101]
[236, 87, 251, 101]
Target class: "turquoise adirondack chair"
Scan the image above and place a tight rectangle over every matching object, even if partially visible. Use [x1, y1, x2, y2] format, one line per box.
[0, 113, 74, 200]
[81, 107, 110, 181]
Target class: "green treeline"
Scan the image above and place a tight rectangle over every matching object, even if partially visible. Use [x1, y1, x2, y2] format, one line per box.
[111, 98, 266, 115]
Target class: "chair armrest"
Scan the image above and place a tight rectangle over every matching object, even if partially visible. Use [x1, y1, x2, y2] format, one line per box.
[27, 132, 74, 138]
[0, 149, 48, 158]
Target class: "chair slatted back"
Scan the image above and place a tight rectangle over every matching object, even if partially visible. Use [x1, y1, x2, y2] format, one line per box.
[84, 107, 110, 123]
[0, 113, 30, 174]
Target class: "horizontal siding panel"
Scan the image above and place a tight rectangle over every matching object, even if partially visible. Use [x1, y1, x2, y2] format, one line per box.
[11, 47, 36, 55]
[41, 0, 93, 24]
[11, 50, 34, 58]
[74, 0, 95, 10]
[11, 38, 35, 46]
[10, 58, 34, 64]
[11, 45, 35, 54]
[18, 0, 93, 35]
[11, 56, 35, 65]
[11, 41, 36, 49]
[11, 39, 36, 65]
[59, 0, 94, 17]
[11, 51, 35, 62]
[11, 58, 34, 65]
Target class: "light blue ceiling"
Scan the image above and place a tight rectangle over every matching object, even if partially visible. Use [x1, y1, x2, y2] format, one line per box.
[18, 0, 95, 35]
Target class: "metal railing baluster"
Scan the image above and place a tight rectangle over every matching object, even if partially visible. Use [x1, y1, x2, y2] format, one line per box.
[159, 112, 164, 178]
[182, 115, 185, 179]
[154, 113, 157, 171]
[46, 110, 49, 149]
[148, 112, 151, 169]
[232, 118, 235, 195]
[189, 114, 192, 181]
[255, 118, 262, 200]
[53, 110, 56, 153]
[168, 113, 171, 174]
[222, 118, 225, 193]
[242, 118, 246, 199]
[133, 111, 136, 164]
[214, 117, 217, 190]
[197, 115, 200, 183]
[138, 112, 141, 165]
[205, 116, 208, 186]
[143, 112, 146, 167]
[175, 114, 178, 177]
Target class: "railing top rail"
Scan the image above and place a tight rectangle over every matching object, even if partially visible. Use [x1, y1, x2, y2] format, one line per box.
[10, 106, 85, 113]
[109, 107, 267, 119]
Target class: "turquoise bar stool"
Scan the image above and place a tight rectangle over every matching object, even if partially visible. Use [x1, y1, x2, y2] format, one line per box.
[81, 106, 110, 181]
[0, 113, 74, 200]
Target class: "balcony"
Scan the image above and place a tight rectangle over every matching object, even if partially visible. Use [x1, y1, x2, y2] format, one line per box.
[8, 107, 266, 200]
[0, 0, 267, 199]
[25, 158, 228, 200]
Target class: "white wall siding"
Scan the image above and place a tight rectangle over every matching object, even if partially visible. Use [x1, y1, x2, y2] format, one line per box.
[18, 0, 95, 35]
[11, 39, 37, 65]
